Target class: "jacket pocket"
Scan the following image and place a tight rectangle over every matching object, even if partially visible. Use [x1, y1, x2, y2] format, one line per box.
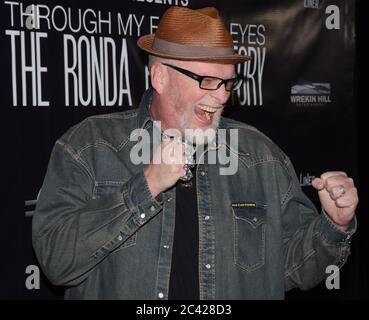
[231, 202, 267, 272]
[93, 181, 137, 251]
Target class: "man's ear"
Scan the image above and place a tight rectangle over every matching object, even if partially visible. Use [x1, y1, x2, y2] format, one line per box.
[150, 62, 167, 94]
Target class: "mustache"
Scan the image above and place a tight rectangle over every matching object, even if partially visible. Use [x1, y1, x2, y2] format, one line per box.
[194, 100, 225, 110]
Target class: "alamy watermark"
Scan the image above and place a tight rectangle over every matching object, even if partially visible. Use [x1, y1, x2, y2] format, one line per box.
[129, 121, 239, 176]
[325, 265, 340, 290]
[25, 265, 40, 290]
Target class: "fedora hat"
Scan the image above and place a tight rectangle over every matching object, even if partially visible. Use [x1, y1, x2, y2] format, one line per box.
[137, 6, 251, 64]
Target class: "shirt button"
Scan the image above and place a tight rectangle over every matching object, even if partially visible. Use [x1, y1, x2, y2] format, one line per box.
[117, 235, 123, 241]
[140, 213, 146, 219]
[158, 292, 164, 299]
[205, 264, 211, 269]
[150, 205, 155, 212]
[204, 215, 210, 221]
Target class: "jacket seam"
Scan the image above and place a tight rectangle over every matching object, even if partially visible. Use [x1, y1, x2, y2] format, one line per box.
[284, 230, 320, 278]
[284, 248, 316, 278]
[280, 158, 294, 209]
[281, 181, 293, 208]
[63, 112, 139, 154]
[56, 140, 95, 182]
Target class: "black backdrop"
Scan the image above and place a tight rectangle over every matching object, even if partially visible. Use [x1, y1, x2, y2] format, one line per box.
[0, 0, 366, 300]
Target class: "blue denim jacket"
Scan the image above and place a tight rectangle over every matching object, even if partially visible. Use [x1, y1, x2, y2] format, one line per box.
[32, 88, 356, 300]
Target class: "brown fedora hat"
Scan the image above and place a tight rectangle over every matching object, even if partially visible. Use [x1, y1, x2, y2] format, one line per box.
[137, 6, 251, 64]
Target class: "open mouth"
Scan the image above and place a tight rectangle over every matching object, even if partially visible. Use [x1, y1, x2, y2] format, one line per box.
[194, 104, 219, 125]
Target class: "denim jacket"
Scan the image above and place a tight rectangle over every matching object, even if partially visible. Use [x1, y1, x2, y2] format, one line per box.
[32, 88, 356, 300]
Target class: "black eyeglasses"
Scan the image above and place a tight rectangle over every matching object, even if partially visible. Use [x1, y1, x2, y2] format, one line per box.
[163, 63, 243, 92]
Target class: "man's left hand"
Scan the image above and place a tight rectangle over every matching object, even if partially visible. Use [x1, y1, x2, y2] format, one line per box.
[312, 171, 358, 232]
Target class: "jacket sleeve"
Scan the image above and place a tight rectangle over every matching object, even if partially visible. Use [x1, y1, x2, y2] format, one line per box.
[32, 139, 164, 287]
[281, 157, 356, 291]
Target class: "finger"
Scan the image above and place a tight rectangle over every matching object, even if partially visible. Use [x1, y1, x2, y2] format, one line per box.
[324, 176, 355, 198]
[162, 140, 177, 164]
[162, 134, 171, 142]
[323, 174, 352, 186]
[312, 177, 325, 191]
[172, 143, 186, 164]
[323, 175, 347, 191]
[162, 143, 185, 165]
[320, 171, 348, 181]
[160, 137, 174, 150]
[314, 172, 349, 192]
[335, 195, 357, 208]
[328, 185, 347, 201]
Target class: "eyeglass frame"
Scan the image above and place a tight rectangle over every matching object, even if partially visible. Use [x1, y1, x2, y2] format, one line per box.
[162, 63, 243, 92]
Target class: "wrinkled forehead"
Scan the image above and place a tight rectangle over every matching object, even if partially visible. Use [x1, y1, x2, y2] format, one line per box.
[176, 60, 236, 78]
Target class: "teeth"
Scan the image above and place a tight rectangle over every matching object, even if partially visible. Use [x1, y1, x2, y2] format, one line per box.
[198, 104, 218, 113]
[205, 112, 210, 120]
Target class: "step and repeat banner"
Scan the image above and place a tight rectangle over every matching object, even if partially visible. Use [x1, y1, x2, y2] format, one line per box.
[0, 0, 359, 299]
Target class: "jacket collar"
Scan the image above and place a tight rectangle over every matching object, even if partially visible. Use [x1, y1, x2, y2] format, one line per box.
[138, 87, 154, 129]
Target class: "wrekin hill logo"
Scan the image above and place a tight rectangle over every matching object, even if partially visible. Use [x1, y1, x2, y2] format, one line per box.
[290, 83, 331, 106]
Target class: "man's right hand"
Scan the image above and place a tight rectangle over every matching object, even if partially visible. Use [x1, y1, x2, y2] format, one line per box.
[144, 138, 186, 198]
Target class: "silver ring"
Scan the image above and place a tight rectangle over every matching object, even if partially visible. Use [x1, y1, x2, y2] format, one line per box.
[338, 185, 346, 195]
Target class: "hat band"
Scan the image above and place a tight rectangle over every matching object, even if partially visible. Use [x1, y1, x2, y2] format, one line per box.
[152, 38, 235, 57]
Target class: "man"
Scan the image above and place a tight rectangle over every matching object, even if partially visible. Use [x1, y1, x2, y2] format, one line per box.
[32, 6, 358, 300]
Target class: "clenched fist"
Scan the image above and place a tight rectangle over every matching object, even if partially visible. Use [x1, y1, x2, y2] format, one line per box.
[144, 138, 186, 198]
[312, 171, 358, 231]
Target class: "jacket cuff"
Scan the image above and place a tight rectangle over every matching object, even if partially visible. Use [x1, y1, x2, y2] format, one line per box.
[123, 171, 164, 217]
[320, 209, 357, 244]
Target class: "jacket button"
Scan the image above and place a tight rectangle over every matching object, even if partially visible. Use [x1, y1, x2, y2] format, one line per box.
[150, 206, 155, 212]
[205, 264, 211, 269]
[158, 292, 164, 299]
[200, 171, 205, 176]
[117, 235, 123, 241]
[140, 213, 146, 219]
